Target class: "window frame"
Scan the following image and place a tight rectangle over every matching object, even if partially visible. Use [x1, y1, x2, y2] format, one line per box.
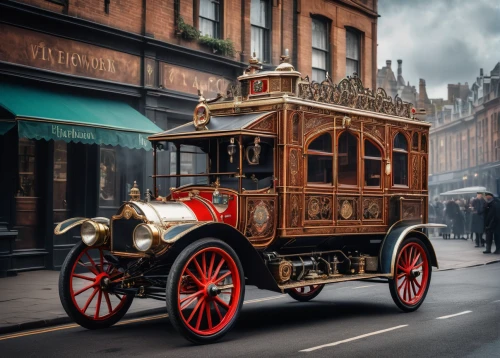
[337, 130, 359, 187]
[199, 0, 222, 39]
[311, 17, 330, 83]
[250, 0, 271, 63]
[392, 132, 409, 187]
[306, 132, 334, 186]
[363, 139, 383, 189]
[345, 27, 361, 77]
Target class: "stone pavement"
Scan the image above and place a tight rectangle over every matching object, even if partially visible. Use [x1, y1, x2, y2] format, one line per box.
[0, 236, 498, 334]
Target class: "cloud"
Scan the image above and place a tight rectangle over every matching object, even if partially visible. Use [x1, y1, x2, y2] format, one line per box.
[377, 0, 500, 98]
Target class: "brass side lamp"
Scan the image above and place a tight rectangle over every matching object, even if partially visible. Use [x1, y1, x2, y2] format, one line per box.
[227, 137, 237, 163]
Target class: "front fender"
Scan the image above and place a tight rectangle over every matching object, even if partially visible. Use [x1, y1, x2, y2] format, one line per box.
[379, 221, 446, 277]
[162, 222, 280, 292]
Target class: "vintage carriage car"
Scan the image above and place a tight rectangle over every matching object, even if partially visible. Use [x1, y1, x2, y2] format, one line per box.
[55, 55, 443, 343]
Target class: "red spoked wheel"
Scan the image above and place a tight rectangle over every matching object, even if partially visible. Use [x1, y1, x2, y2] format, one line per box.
[389, 237, 432, 312]
[287, 285, 325, 302]
[166, 239, 244, 344]
[59, 241, 133, 329]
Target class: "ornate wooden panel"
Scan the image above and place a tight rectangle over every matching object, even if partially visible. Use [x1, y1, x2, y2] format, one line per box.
[305, 195, 333, 221]
[400, 198, 423, 222]
[411, 155, 419, 189]
[421, 157, 428, 190]
[269, 77, 281, 92]
[364, 124, 385, 143]
[290, 112, 302, 144]
[289, 194, 301, 228]
[288, 148, 302, 186]
[249, 113, 277, 133]
[362, 197, 383, 220]
[337, 196, 359, 221]
[304, 115, 333, 134]
[245, 198, 277, 245]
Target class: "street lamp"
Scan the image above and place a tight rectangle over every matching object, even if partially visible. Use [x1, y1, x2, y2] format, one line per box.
[462, 175, 468, 186]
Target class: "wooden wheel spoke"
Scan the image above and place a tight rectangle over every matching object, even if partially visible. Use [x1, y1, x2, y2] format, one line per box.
[397, 264, 406, 272]
[211, 258, 226, 281]
[192, 257, 206, 284]
[414, 262, 424, 270]
[207, 253, 215, 281]
[398, 277, 407, 291]
[195, 300, 206, 330]
[202, 252, 207, 280]
[214, 300, 223, 321]
[410, 280, 418, 297]
[213, 271, 231, 285]
[78, 260, 99, 276]
[85, 252, 101, 273]
[214, 296, 230, 310]
[186, 297, 205, 324]
[83, 287, 99, 313]
[74, 282, 96, 296]
[94, 290, 103, 319]
[104, 292, 113, 314]
[206, 301, 213, 329]
[414, 278, 422, 289]
[406, 279, 412, 301]
[180, 290, 204, 304]
[411, 253, 421, 268]
[99, 249, 105, 273]
[185, 269, 204, 288]
[72, 273, 94, 282]
[115, 294, 123, 301]
[397, 272, 406, 279]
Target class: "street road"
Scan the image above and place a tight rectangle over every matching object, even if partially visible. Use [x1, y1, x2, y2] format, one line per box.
[1, 264, 499, 357]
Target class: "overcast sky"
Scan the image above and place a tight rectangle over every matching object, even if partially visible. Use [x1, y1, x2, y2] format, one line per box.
[377, 0, 500, 99]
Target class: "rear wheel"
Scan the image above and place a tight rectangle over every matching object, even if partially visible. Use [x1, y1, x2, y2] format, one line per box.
[389, 237, 432, 312]
[166, 239, 244, 344]
[59, 242, 133, 329]
[287, 285, 324, 302]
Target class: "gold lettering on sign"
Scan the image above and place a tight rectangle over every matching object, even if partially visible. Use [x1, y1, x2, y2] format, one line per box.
[162, 63, 230, 98]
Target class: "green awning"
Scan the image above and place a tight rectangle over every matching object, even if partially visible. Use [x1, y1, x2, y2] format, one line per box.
[0, 121, 15, 135]
[0, 83, 162, 150]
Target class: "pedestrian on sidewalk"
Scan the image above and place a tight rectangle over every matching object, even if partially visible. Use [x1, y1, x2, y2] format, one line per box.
[442, 200, 452, 239]
[471, 192, 486, 247]
[483, 192, 500, 254]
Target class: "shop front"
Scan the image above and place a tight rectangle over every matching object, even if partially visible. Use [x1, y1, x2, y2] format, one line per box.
[0, 82, 161, 276]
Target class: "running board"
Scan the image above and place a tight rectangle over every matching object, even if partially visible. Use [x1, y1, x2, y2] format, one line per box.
[278, 273, 392, 292]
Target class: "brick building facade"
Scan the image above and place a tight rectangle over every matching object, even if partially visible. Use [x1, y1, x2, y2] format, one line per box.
[0, 0, 379, 275]
[428, 64, 500, 199]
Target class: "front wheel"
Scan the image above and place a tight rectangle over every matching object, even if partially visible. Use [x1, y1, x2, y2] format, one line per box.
[287, 285, 325, 302]
[389, 237, 432, 312]
[59, 242, 133, 329]
[166, 239, 245, 344]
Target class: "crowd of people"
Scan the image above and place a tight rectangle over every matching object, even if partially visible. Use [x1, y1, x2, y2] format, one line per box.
[431, 192, 500, 254]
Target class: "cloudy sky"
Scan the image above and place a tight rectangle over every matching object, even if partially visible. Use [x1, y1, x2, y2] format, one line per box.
[377, 0, 500, 99]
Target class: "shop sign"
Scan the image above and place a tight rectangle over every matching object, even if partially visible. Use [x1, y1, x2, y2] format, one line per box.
[160, 63, 231, 98]
[0, 24, 141, 86]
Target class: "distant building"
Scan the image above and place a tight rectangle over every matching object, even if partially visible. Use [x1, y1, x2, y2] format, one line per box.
[377, 59, 418, 104]
[428, 63, 500, 198]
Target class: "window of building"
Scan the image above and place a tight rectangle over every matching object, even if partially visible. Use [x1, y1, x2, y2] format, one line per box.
[364, 140, 381, 187]
[18, 138, 37, 197]
[338, 131, 358, 186]
[99, 148, 119, 207]
[53, 141, 69, 222]
[346, 28, 360, 76]
[251, 0, 270, 62]
[312, 18, 328, 82]
[307, 133, 333, 184]
[393, 132, 408, 186]
[199, 0, 220, 38]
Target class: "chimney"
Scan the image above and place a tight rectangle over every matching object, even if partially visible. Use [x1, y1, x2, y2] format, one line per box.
[386, 60, 392, 68]
[480, 68, 483, 76]
[397, 59, 402, 77]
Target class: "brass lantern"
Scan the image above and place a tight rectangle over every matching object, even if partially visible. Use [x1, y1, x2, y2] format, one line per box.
[227, 137, 237, 163]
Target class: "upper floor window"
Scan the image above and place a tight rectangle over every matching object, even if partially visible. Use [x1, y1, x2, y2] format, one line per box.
[200, 0, 220, 38]
[307, 133, 333, 184]
[338, 131, 358, 186]
[393, 132, 408, 186]
[364, 140, 382, 187]
[346, 28, 360, 76]
[251, 0, 270, 62]
[312, 18, 328, 82]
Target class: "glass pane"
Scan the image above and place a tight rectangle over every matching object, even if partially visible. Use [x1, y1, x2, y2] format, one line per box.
[312, 49, 327, 70]
[394, 132, 408, 151]
[170, 146, 208, 188]
[421, 134, 428, 152]
[292, 113, 299, 142]
[364, 159, 381, 187]
[365, 140, 381, 158]
[200, 18, 215, 37]
[346, 30, 359, 60]
[99, 148, 119, 206]
[346, 58, 358, 77]
[200, 0, 217, 20]
[338, 132, 358, 185]
[308, 133, 332, 152]
[312, 68, 326, 83]
[18, 138, 36, 197]
[312, 19, 327, 50]
[308, 155, 332, 184]
[251, 26, 265, 60]
[393, 152, 408, 185]
[251, 0, 267, 27]
[53, 141, 69, 221]
[412, 133, 419, 151]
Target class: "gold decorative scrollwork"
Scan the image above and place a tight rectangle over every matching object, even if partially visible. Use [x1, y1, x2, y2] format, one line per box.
[290, 194, 300, 227]
[270, 78, 280, 92]
[337, 197, 358, 220]
[246, 200, 275, 238]
[362, 198, 383, 220]
[289, 149, 298, 186]
[306, 196, 332, 221]
[297, 74, 413, 119]
[411, 156, 419, 189]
